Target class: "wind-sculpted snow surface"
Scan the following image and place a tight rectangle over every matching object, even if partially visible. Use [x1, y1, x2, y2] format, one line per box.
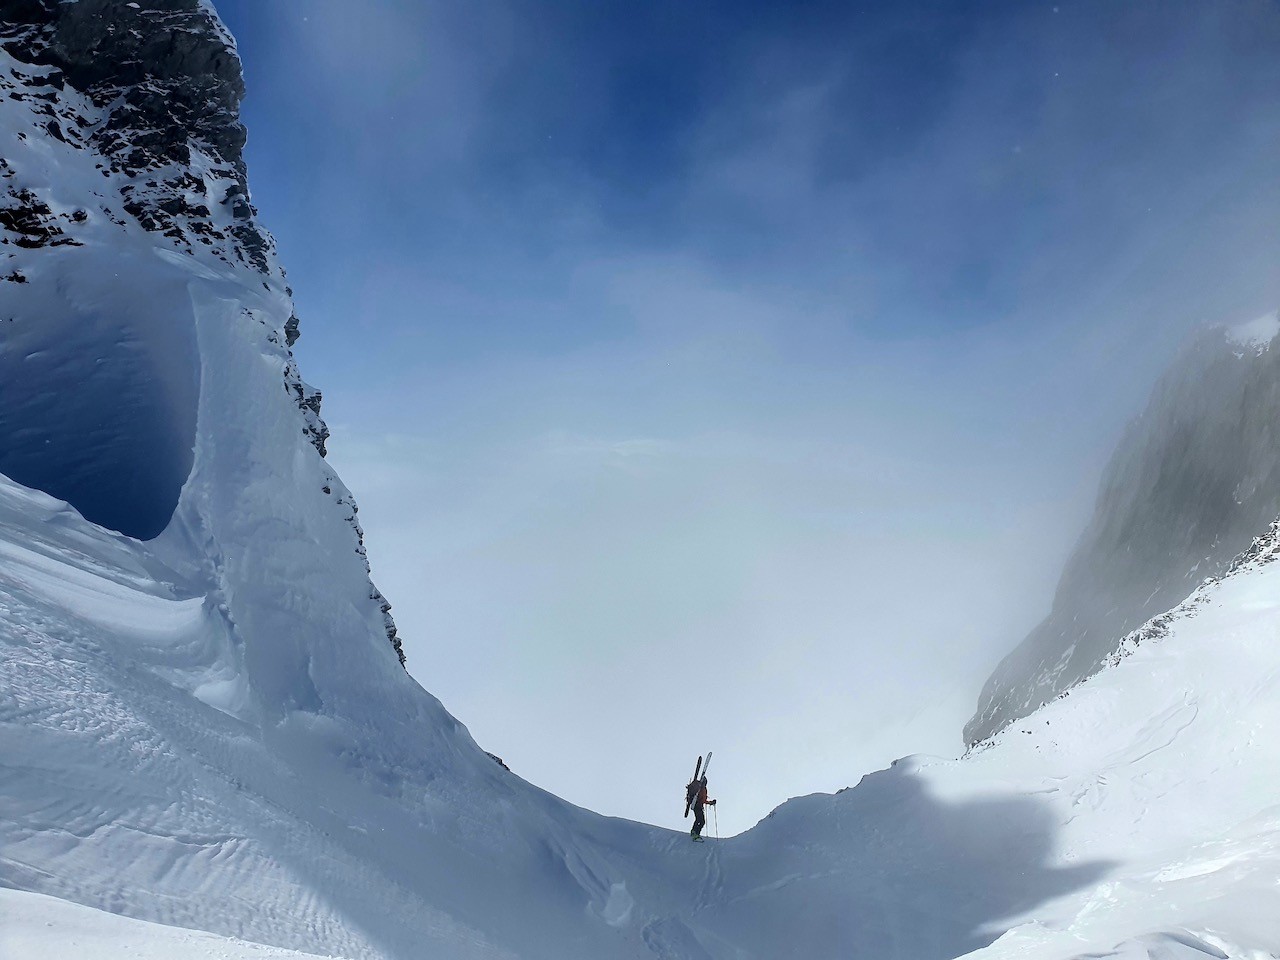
[1, 888, 342, 960]
[967, 316, 1280, 745]
[0, 468, 1099, 959]
[7, 461, 1280, 958]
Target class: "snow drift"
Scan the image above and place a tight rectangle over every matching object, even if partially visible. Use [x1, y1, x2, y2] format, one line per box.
[4, 3, 1280, 959]
[0, 256, 199, 540]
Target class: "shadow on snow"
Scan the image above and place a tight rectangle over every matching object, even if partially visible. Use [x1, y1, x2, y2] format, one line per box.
[668, 759, 1114, 960]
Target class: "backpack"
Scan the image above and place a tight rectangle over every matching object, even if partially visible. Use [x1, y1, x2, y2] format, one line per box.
[687, 777, 707, 807]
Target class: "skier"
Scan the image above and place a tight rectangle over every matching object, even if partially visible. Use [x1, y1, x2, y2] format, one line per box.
[688, 776, 716, 842]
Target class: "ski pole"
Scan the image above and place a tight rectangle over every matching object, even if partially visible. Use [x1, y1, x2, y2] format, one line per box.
[714, 804, 719, 839]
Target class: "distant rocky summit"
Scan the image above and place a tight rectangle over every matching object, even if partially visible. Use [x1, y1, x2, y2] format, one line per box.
[966, 313, 1280, 744]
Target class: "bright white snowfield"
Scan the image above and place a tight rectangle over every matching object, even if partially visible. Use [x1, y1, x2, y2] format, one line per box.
[1, 888, 338, 960]
[8, 421, 1280, 960]
[4, 9, 1280, 960]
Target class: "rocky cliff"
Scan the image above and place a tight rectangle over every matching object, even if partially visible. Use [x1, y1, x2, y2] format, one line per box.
[966, 314, 1280, 744]
[0, 0, 403, 663]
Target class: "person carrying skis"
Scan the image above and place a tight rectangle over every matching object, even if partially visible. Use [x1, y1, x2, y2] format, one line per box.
[688, 776, 716, 842]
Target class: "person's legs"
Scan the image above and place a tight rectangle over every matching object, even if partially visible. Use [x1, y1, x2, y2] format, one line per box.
[692, 804, 705, 838]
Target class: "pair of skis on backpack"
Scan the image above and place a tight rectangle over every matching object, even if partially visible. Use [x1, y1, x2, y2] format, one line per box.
[684, 751, 712, 840]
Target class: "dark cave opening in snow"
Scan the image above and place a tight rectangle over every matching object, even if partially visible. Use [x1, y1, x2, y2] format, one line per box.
[0, 298, 199, 541]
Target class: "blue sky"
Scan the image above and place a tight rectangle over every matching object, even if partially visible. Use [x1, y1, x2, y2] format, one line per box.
[212, 0, 1280, 832]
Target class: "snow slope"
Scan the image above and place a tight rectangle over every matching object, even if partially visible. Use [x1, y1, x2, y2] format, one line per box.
[942, 528, 1280, 960]
[1, 888, 343, 960]
[8, 454, 1280, 959]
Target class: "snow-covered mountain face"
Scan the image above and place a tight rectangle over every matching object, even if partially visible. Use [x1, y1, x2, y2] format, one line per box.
[0, 0, 401, 661]
[966, 315, 1280, 745]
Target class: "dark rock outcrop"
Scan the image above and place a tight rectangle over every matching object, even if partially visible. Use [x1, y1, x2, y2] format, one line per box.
[0, 0, 271, 269]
